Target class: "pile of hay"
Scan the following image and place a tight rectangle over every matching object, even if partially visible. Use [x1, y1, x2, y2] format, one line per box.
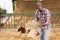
[0, 30, 60, 40]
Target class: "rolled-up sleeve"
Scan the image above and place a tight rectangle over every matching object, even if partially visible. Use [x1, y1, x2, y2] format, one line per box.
[47, 10, 51, 22]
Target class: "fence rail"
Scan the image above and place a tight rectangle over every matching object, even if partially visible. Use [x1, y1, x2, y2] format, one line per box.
[0, 12, 60, 28]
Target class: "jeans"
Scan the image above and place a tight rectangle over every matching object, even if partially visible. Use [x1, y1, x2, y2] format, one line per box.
[40, 27, 50, 40]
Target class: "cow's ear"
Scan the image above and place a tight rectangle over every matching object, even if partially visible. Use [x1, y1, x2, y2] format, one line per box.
[18, 27, 21, 31]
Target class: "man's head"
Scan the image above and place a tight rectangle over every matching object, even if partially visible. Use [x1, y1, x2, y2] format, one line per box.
[36, 2, 43, 10]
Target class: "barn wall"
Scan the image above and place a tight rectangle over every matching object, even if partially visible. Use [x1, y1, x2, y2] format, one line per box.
[14, 0, 60, 13]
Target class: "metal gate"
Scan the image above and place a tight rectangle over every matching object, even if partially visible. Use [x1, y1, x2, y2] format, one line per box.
[0, 12, 60, 28]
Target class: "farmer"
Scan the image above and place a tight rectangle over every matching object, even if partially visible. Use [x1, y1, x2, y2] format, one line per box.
[35, 2, 51, 40]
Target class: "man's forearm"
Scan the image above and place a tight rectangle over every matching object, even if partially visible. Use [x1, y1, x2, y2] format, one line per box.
[41, 21, 48, 26]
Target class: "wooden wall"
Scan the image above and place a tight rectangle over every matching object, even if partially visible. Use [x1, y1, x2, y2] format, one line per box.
[14, 0, 60, 13]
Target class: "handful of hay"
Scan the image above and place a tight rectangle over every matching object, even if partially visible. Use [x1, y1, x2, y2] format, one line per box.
[25, 19, 40, 29]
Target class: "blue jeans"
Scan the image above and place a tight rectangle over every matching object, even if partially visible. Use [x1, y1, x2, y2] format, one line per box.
[40, 27, 50, 40]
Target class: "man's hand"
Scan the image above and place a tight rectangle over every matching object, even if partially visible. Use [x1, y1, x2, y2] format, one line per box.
[41, 27, 47, 32]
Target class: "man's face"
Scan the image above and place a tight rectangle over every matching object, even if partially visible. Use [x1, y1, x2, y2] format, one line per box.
[37, 4, 42, 10]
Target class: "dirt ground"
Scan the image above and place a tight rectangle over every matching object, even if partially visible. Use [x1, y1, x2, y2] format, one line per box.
[0, 28, 60, 40]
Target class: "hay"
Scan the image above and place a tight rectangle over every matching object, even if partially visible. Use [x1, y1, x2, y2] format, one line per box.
[0, 19, 60, 40]
[0, 30, 60, 40]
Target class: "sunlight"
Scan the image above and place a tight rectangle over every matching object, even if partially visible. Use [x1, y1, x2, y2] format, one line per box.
[0, 0, 13, 13]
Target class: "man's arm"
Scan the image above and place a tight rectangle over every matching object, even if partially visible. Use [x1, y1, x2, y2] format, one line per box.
[35, 10, 39, 21]
[43, 9, 51, 25]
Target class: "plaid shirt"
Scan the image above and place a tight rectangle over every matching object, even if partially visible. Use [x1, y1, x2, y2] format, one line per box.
[35, 8, 51, 29]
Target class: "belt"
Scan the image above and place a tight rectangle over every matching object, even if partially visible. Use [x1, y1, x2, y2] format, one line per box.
[41, 24, 49, 27]
[41, 24, 50, 30]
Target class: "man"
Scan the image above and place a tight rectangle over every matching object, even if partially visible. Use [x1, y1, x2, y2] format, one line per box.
[35, 2, 51, 40]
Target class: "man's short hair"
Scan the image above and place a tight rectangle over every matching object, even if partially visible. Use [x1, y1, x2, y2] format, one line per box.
[36, 2, 42, 5]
